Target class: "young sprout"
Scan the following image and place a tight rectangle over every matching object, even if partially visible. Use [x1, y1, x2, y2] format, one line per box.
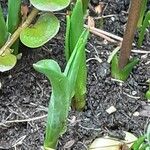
[138, 11, 150, 47]
[131, 123, 150, 149]
[111, 0, 142, 81]
[33, 29, 89, 149]
[146, 80, 150, 100]
[65, 0, 89, 110]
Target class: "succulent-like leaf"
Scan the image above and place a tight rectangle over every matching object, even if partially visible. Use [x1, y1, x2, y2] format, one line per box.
[0, 4, 8, 48]
[20, 13, 60, 48]
[147, 124, 150, 145]
[0, 53, 17, 72]
[30, 0, 70, 12]
[111, 55, 139, 81]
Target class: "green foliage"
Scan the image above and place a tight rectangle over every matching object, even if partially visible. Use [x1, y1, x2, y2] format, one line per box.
[30, 0, 70, 11]
[20, 13, 60, 48]
[0, 4, 8, 48]
[131, 124, 150, 150]
[0, 0, 70, 72]
[111, 54, 139, 81]
[146, 89, 150, 99]
[82, 0, 89, 15]
[33, 29, 89, 149]
[65, 0, 89, 110]
[138, 11, 150, 47]
[137, 0, 147, 28]
[7, 0, 21, 54]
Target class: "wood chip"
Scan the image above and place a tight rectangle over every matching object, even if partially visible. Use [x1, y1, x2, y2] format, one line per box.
[106, 106, 117, 114]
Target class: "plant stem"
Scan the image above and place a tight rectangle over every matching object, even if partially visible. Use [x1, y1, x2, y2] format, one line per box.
[0, 8, 39, 56]
[118, 0, 142, 69]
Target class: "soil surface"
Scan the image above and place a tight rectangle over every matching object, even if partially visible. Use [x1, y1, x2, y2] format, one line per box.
[0, 0, 150, 150]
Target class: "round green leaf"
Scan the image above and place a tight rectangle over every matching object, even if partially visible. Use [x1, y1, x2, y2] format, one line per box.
[30, 0, 70, 11]
[0, 54, 17, 72]
[20, 13, 60, 48]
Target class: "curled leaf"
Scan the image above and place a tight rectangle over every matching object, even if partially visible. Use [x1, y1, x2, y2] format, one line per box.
[30, 0, 70, 11]
[20, 13, 60, 48]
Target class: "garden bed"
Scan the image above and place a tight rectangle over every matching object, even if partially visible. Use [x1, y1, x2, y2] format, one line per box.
[0, 0, 150, 149]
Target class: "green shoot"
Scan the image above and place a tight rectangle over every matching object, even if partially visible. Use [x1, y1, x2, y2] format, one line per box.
[118, 0, 142, 69]
[0, 4, 8, 48]
[138, 11, 150, 47]
[146, 84, 150, 100]
[33, 29, 89, 149]
[7, 0, 21, 54]
[131, 124, 150, 150]
[137, 0, 147, 28]
[65, 0, 89, 110]
[111, 54, 139, 81]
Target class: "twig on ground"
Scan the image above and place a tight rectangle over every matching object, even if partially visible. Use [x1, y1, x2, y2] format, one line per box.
[0, 114, 47, 126]
[84, 24, 123, 42]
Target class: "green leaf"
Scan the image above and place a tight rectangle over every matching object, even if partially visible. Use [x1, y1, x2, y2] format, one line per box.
[33, 60, 70, 149]
[0, 53, 17, 72]
[33, 29, 89, 149]
[111, 55, 139, 81]
[64, 29, 89, 98]
[7, 0, 21, 34]
[131, 136, 146, 150]
[30, 0, 70, 11]
[69, 0, 84, 53]
[65, 15, 71, 61]
[147, 124, 150, 145]
[138, 11, 150, 47]
[146, 90, 150, 100]
[0, 4, 8, 48]
[20, 13, 60, 48]
[82, 0, 89, 15]
[137, 0, 147, 28]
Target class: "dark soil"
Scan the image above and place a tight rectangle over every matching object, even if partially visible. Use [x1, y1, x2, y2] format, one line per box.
[0, 0, 150, 150]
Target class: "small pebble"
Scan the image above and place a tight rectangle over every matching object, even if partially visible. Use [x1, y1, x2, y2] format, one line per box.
[132, 91, 137, 96]
[133, 112, 139, 117]
[106, 106, 117, 114]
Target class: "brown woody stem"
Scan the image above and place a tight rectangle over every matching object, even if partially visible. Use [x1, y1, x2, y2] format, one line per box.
[0, 8, 39, 56]
[118, 0, 142, 69]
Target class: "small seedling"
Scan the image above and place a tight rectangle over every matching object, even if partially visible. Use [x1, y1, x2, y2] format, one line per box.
[0, 0, 70, 72]
[111, 0, 142, 81]
[33, 29, 89, 149]
[65, 0, 89, 110]
[146, 80, 150, 100]
[137, 0, 150, 47]
[131, 123, 150, 150]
